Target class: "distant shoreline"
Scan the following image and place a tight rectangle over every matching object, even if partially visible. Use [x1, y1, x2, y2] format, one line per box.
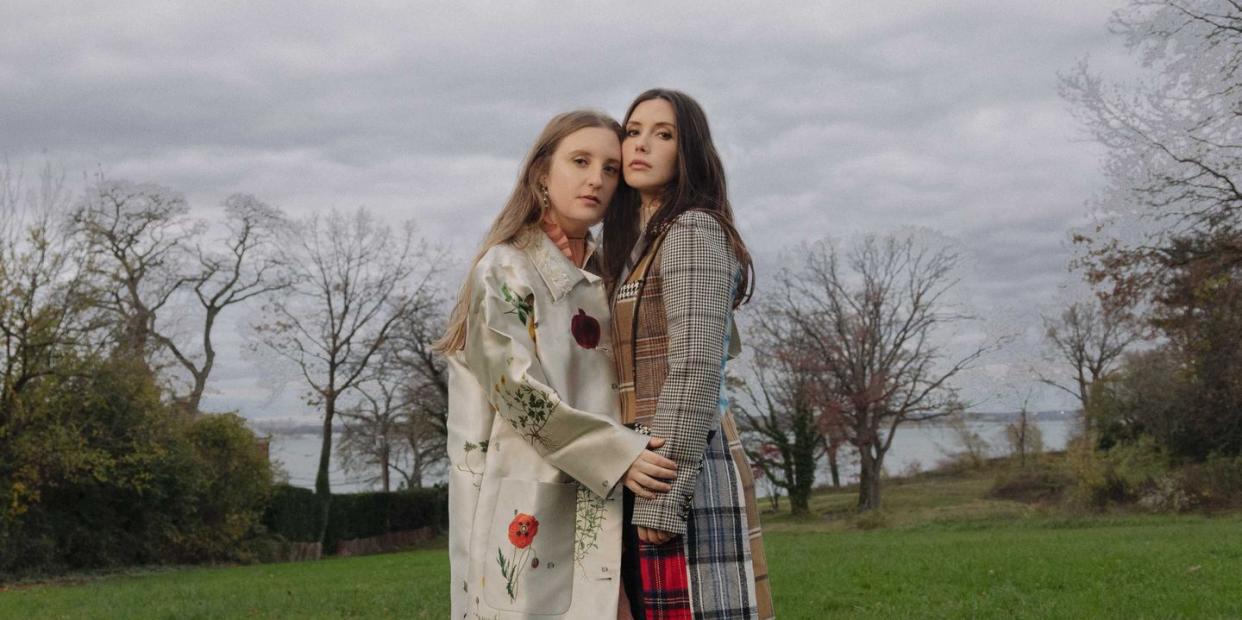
[245, 409, 1080, 437]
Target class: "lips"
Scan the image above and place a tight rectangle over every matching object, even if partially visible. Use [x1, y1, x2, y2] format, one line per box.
[629, 158, 651, 171]
[578, 195, 600, 205]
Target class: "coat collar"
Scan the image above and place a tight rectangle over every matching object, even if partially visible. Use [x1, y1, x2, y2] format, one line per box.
[520, 226, 599, 302]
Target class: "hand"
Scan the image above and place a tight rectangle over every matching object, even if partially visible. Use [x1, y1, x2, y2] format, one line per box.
[637, 526, 676, 545]
[623, 436, 677, 500]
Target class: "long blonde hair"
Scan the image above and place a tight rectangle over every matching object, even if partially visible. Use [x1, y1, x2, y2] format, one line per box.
[435, 110, 627, 353]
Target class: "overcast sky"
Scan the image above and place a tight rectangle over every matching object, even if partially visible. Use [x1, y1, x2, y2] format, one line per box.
[2, 1, 1137, 418]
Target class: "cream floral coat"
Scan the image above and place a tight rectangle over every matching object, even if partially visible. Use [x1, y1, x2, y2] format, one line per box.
[447, 227, 650, 619]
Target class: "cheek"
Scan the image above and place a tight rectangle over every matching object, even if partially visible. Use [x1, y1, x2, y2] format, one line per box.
[599, 177, 619, 203]
[547, 163, 573, 195]
[660, 146, 678, 179]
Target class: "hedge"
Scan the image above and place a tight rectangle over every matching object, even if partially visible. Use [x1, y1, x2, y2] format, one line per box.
[263, 484, 448, 552]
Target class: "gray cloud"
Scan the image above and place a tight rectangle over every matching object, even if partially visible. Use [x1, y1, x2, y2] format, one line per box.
[2, 0, 1131, 413]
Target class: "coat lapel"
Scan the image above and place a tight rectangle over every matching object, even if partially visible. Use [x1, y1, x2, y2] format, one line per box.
[521, 227, 598, 301]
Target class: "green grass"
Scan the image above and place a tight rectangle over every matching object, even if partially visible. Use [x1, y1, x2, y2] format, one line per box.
[0, 549, 451, 619]
[768, 518, 1242, 618]
[5, 463, 1242, 619]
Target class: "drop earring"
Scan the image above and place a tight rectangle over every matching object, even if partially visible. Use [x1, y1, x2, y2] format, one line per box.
[538, 184, 550, 211]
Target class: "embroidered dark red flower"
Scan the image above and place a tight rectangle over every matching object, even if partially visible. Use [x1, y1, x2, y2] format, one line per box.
[507, 513, 539, 549]
[571, 308, 600, 349]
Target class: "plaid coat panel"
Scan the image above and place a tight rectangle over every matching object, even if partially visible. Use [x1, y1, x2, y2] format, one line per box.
[612, 210, 775, 619]
[631, 210, 737, 534]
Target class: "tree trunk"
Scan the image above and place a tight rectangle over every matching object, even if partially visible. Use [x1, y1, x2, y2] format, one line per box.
[821, 434, 841, 488]
[857, 447, 882, 511]
[185, 307, 219, 415]
[788, 406, 817, 515]
[1018, 413, 1028, 468]
[316, 397, 335, 544]
[381, 443, 391, 493]
[411, 450, 424, 489]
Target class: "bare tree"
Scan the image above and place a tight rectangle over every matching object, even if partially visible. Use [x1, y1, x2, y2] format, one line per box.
[251, 207, 438, 541]
[756, 443, 784, 512]
[1063, 1, 1242, 455]
[152, 194, 290, 413]
[772, 233, 990, 511]
[0, 163, 103, 412]
[1038, 299, 1139, 413]
[337, 357, 407, 493]
[1063, 0, 1242, 305]
[387, 286, 450, 437]
[71, 178, 203, 371]
[337, 275, 449, 491]
[733, 304, 836, 515]
[1005, 391, 1043, 468]
[817, 398, 850, 489]
[393, 397, 449, 489]
[942, 405, 989, 470]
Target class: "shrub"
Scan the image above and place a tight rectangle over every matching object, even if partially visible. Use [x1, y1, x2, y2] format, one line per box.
[1136, 474, 1193, 513]
[988, 464, 1072, 504]
[0, 359, 275, 578]
[1066, 435, 1169, 510]
[0, 357, 190, 576]
[168, 413, 274, 563]
[850, 509, 889, 531]
[1174, 454, 1242, 511]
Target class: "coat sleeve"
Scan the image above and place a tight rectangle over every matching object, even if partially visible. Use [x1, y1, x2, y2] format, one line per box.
[632, 211, 738, 535]
[464, 259, 649, 499]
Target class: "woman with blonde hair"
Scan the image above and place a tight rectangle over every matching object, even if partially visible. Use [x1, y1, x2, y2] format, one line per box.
[439, 110, 677, 619]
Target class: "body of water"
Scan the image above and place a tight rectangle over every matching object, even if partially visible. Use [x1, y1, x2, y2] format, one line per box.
[267, 417, 1076, 494]
[267, 433, 375, 493]
[818, 418, 1074, 487]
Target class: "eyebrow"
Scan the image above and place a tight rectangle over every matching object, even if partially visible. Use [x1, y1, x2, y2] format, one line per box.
[626, 121, 676, 130]
[567, 149, 621, 163]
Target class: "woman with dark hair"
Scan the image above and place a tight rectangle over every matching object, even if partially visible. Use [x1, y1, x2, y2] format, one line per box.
[606, 89, 775, 619]
[438, 110, 679, 619]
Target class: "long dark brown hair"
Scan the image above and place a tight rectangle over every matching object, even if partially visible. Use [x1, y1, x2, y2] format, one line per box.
[601, 88, 753, 305]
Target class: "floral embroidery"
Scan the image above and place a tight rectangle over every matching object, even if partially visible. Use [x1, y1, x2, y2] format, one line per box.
[500, 283, 538, 344]
[456, 440, 490, 487]
[527, 229, 576, 299]
[508, 512, 539, 548]
[497, 512, 540, 601]
[574, 485, 605, 569]
[571, 308, 600, 349]
[493, 374, 557, 449]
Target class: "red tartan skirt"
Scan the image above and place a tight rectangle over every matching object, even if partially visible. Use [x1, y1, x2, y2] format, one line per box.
[638, 538, 692, 620]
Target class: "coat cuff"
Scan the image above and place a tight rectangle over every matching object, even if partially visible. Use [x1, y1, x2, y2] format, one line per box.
[631, 493, 690, 536]
[545, 423, 649, 500]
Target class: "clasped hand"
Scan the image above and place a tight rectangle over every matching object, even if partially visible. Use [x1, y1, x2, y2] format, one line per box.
[624, 436, 679, 545]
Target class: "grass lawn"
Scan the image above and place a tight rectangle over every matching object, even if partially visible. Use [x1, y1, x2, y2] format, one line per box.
[4, 464, 1242, 618]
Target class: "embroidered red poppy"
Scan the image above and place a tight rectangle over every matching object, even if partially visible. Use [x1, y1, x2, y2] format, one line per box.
[507, 513, 539, 549]
[571, 308, 600, 349]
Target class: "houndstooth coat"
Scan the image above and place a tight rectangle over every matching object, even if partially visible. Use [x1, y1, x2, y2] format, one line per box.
[447, 227, 650, 619]
[611, 210, 775, 619]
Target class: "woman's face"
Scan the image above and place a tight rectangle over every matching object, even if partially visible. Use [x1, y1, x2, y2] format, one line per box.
[623, 98, 678, 194]
[541, 127, 622, 234]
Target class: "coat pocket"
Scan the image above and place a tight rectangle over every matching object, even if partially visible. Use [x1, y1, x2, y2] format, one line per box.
[483, 478, 577, 615]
